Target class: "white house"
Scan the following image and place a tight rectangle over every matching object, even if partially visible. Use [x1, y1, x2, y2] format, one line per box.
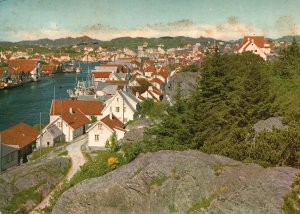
[87, 113, 125, 148]
[36, 121, 64, 147]
[50, 99, 105, 122]
[235, 36, 274, 60]
[101, 90, 140, 123]
[54, 108, 90, 142]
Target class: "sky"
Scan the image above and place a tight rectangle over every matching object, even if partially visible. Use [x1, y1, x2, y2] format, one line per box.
[0, 0, 300, 41]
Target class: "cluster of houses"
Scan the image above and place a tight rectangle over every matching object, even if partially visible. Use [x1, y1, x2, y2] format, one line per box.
[0, 35, 285, 172]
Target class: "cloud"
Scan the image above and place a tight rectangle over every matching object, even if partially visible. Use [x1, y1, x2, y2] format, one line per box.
[6, 18, 266, 41]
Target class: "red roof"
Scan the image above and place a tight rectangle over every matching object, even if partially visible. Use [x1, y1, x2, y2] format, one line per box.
[62, 108, 90, 129]
[41, 65, 55, 72]
[1, 123, 39, 148]
[237, 36, 275, 51]
[143, 65, 156, 73]
[151, 78, 164, 86]
[93, 71, 111, 78]
[8, 59, 37, 74]
[101, 114, 124, 131]
[50, 100, 105, 116]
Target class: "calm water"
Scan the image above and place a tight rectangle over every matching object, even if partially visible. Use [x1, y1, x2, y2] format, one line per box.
[0, 61, 100, 130]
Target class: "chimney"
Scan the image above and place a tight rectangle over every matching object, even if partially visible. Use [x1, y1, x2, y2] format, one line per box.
[69, 107, 73, 114]
[109, 113, 113, 120]
[136, 91, 140, 98]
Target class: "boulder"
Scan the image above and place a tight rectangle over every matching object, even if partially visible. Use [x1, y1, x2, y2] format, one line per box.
[53, 150, 298, 214]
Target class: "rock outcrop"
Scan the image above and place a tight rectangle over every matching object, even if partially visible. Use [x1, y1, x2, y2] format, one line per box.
[0, 157, 70, 213]
[163, 72, 199, 104]
[53, 150, 298, 214]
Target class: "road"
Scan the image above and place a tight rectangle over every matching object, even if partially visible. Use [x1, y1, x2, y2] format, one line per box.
[31, 134, 87, 213]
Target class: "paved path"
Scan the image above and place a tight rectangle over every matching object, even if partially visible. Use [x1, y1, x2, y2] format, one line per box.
[31, 135, 88, 213]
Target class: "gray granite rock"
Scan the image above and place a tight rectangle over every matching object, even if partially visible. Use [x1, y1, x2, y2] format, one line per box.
[53, 150, 298, 214]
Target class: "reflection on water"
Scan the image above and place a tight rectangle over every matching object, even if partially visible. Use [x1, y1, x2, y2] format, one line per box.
[0, 62, 100, 130]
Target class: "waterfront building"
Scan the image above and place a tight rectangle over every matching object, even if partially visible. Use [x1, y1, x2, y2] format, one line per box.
[0, 123, 39, 163]
[8, 59, 41, 82]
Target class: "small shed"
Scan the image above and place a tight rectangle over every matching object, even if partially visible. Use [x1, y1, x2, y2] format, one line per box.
[37, 124, 64, 147]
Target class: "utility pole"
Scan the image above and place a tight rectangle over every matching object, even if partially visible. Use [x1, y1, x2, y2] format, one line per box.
[40, 112, 42, 159]
[0, 134, 2, 172]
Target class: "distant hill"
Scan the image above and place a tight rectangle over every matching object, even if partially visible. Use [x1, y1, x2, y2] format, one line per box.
[7, 36, 223, 49]
[274, 35, 300, 42]
[16, 36, 102, 48]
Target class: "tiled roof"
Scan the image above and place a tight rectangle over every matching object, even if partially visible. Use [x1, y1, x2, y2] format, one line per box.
[0, 122, 39, 148]
[93, 71, 111, 78]
[61, 108, 90, 130]
[8, 59, 37, 74]
[101, 114, 124, 131]
[50, 100, 105, 116]
[151, 78, 164, 85]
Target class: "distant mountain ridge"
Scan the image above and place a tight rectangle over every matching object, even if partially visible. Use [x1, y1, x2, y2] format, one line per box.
[15, 36, 101, 47]
[12, 36, 222, 49]
[1, 35, 300, 49]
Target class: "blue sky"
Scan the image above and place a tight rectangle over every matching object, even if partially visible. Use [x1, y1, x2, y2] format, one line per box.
[0, 0, 300, 41]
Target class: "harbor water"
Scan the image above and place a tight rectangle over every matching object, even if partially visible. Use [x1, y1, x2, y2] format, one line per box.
[0, 61, 100, 130]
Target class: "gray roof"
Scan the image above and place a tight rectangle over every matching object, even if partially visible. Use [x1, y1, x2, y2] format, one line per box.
[96, 81, 108, 91]
[102, 85, 118, 95]
[1, 143, 18, 156]
[46, 125, 63, 138]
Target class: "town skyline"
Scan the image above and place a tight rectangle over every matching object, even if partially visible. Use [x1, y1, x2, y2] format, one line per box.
[1, 0, 300, 42]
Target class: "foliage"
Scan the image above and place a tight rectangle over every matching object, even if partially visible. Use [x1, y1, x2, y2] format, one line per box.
[168, 204, 179, 213]
[186, 187, 226, 213]
[90, 115, 97, 123]
[283, 173, 300, 213]
[107, 156, 119, 169]
[30, 141, 68, 161]
[273, 37, 300, 78]
[179, 63, 200, 73]
[140, 98, 166, 119]
[5, 183, 43, 213]
[45, 150, 127, 212]
[105, 134, 121, 152]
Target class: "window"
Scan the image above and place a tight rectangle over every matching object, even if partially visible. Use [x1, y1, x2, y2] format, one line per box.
[98, 124, 102, 130]
[11, 153, 15, 161]
[124, 107, 126, 112]
[57, 122, 62, 128]
[95, 135, 99, 142]
[116, 107, 120, 112]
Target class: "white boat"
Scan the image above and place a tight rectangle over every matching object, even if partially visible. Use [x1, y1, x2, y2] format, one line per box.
[67, 57, 95, 99]
[76, 61, 81, 73]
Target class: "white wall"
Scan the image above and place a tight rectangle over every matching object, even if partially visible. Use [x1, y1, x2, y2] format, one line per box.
[102, 94, 136, 123]
[88, 123, 113, 148]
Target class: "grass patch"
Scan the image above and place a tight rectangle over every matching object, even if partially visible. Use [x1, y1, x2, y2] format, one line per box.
[58, 150, 68, 156]
[131, 167, 143, 178]
[282, 173, 300, 213]
[44, 150, 128, 213]
[212, 164, 240, 176]
[5, 181, 46, 213]
[186, 187, 227, 213]
[168, 204, 179, 213]
[148, 175, 168, 192]
[30, 141, 68, 160]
